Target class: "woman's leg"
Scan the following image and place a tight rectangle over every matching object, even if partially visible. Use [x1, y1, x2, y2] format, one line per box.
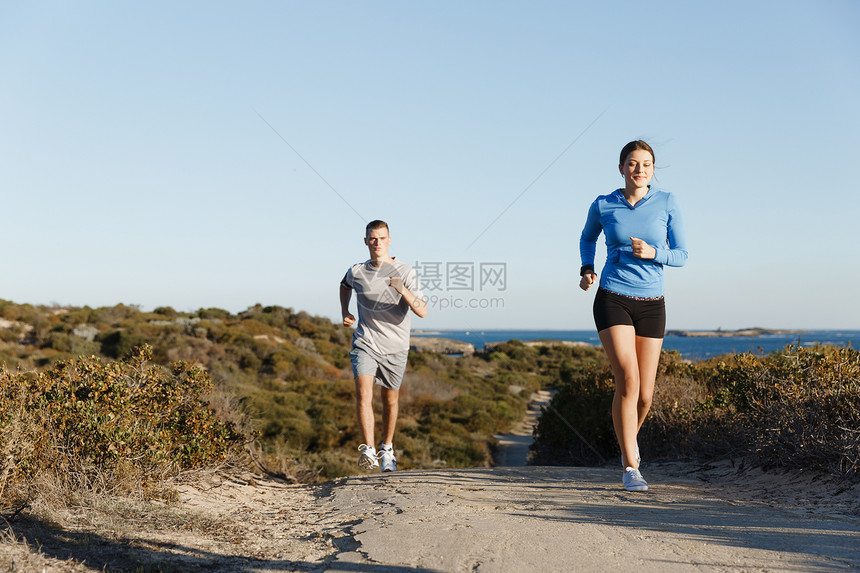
[634, 335, 664, 431]
[599, 325, 641, 469]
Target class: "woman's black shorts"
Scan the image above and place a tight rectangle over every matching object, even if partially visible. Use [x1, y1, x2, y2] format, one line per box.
[593, 287, 666, 339]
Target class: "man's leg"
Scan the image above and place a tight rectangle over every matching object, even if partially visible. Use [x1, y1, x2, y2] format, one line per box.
[355, 374, 376, 446]
[379, 387, 399, 472]
[380, 387, 399, 446]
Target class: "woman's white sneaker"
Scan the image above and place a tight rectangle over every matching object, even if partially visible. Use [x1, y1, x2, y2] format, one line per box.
[623, 467, 648, 492]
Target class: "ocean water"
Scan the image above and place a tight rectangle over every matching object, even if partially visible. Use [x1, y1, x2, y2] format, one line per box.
[411, 329, 860, 360]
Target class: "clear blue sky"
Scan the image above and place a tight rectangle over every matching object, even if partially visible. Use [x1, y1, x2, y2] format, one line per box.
[2, 1, 858, 330]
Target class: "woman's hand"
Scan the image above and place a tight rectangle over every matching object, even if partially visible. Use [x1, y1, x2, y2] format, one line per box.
[580, 273, 597, 291]
[630, 237, 656, 259]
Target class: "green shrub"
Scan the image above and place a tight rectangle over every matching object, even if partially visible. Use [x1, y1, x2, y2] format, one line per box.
[531, 360, 616, 466]
[696, 346, 860, 477]
[153, 306, 177, 317]
[197, 307, 231, 320]
[0, 345, 245, 504]
[96, 329, 148, 359]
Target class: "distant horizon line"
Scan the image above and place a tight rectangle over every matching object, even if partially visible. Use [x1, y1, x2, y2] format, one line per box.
[412, 327, 860, 333]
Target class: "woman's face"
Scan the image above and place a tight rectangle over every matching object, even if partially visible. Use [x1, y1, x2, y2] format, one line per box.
[619, 149, 654, 190]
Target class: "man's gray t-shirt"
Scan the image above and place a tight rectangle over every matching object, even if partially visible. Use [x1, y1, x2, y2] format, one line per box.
[341, 258, 423, 356]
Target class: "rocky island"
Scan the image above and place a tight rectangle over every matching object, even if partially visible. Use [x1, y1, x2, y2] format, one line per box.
[485, 339, 594, 350]
[665, 327, 807, 338]
[409, 336, 475, 355]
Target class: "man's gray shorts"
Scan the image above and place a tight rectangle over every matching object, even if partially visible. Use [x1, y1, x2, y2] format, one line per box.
[350, 343, 408, 390]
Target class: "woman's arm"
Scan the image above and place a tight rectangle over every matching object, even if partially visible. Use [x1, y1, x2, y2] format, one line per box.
[579, 199, 602, 273]
[653, 193, 688, 267]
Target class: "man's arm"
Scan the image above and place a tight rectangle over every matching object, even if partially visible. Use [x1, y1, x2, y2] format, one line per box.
[340, 283, 356, 326]
[388, 276, 427, 318]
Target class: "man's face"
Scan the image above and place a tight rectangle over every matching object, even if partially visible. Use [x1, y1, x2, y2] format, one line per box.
[364, 227, 391, 258]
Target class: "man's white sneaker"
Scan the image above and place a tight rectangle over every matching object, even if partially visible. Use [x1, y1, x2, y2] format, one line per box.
[380, 446, 396, 472]
[623, 467, 648, 492]
[358, 444, 379, 470]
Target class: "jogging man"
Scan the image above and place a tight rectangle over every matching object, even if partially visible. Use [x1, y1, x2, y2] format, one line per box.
[340, 220, 427, 472]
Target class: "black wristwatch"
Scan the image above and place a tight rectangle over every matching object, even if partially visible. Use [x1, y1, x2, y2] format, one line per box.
[580, 265, 594, 277]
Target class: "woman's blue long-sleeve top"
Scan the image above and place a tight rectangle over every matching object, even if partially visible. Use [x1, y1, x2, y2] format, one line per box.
[579, 188, 688, 298]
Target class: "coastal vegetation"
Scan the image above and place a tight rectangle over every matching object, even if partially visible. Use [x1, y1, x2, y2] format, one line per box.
[532, 344, 860, 479]
[0, 300, 559, 499]
[1, 298, 857, 561]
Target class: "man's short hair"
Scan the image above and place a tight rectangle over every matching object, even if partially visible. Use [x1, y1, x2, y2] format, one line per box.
[366, 220, 389, 236]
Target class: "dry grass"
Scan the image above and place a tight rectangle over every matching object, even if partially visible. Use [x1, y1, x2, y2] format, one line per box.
[2, 485, 230, 572]
[0, 528, 92, 573]
[1, 469, 336, 573]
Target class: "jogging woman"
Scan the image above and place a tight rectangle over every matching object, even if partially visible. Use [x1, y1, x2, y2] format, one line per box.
[579, 140, 688, 492]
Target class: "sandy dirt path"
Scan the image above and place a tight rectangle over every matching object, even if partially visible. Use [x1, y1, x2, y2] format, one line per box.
[7, 464, 858, 572]
[492, 389, 554, 467]
[322, 466, 860, 572]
